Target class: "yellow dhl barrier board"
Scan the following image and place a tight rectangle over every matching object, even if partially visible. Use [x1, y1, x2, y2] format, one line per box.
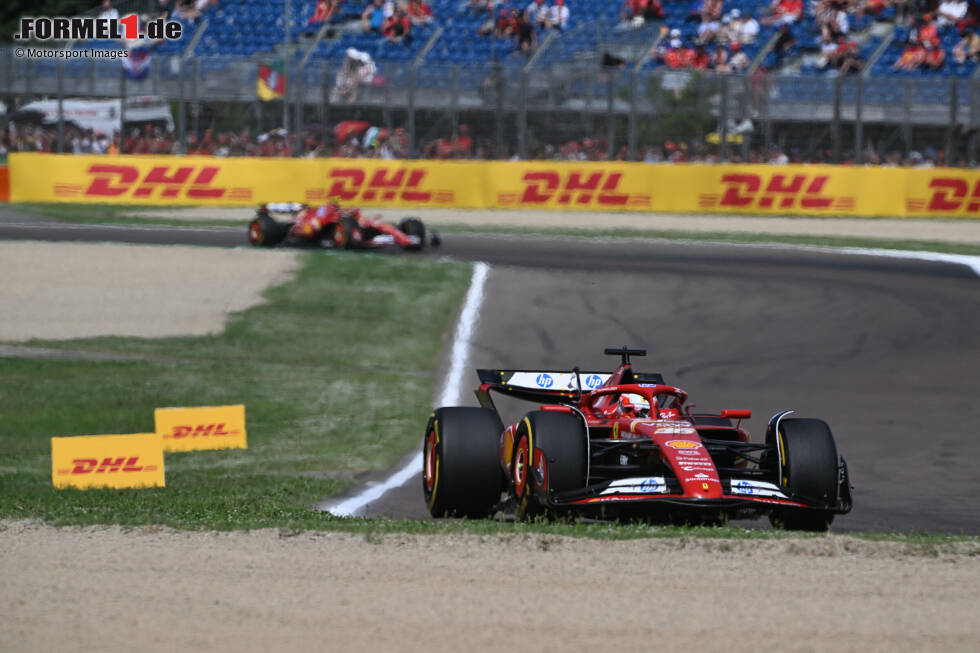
[155, 404, 247, 452]
[51, 433, 164, 489]
[9, 152, 980, 217]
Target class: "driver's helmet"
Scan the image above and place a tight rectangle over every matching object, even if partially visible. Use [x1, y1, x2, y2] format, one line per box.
[618, 393, 650, 417]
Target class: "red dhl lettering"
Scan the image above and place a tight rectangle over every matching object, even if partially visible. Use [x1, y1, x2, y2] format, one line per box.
[925, 178, 980, 212]
[319, 167, 452, 203]
[519, 171, 631, 206]
[84, 164, 227, 199]
[167, 423, 234, 439]
[64, 456, 153, 474]
[717, 173, 837, 209]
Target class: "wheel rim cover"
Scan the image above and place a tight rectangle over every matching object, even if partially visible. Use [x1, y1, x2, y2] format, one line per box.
[424, 431, 436, 492]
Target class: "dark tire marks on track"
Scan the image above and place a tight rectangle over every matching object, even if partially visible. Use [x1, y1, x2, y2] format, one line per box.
[2, 217, 978, 533]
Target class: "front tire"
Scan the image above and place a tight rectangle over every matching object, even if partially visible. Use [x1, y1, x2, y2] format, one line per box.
[423, 407, 503, 518]
[398, 217, 426, 250]
[512, 410, 587, 521]
[767, 417, 840, 532]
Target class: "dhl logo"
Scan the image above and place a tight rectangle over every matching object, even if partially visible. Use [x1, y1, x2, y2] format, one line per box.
[907, 178, 980, 213]
[57, 456, 158, 475]
[165, 423, 238, 439]
[699, 174, 854, 211]
[53, 164, 252, 201]
[306, 167, 454, 203]
[497, 171, 651, 207]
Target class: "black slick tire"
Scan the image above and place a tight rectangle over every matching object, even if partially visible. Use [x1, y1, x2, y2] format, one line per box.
[422, 407, 503, 518]
[767, 417, 840, 532]
[249, 214, 286, 247]
[512, 410, 587, 521]
[398, 217, 426, 250]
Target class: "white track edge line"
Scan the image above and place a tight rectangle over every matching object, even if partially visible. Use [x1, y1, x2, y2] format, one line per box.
[324, 261, 491, 517]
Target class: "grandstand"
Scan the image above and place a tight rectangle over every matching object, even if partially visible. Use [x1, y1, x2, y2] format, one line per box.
[2, 0, 978, 164]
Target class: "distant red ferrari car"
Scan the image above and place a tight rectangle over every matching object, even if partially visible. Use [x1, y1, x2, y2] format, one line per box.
[248, 202, 439, 250]
[423, 347, 852, 531]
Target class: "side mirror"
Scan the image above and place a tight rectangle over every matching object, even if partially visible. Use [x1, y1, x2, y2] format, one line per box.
[721, 409, 751, 419]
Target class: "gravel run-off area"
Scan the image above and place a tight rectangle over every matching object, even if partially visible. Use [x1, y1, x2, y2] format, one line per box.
[3, 520, 979, 653]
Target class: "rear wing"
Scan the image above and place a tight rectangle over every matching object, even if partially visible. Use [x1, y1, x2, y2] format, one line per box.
[475, 368, 666, 407]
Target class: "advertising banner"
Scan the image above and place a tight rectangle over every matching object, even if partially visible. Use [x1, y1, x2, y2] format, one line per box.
[155, 404, 247, 453]
[10, 153, 980, 218]
[51, 433, 164, 489]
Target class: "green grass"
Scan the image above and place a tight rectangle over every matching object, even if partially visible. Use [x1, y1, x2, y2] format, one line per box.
[436, 223, 980, 257]
[0, 251, 471, 530]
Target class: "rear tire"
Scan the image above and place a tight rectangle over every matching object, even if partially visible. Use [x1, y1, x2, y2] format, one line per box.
[332, 215, 360, 250]
[248, 213, 287, 247]
[513, 410, 587, 520]
[398, 217, 426, 250]
[767, 418, 839, 532]
[423, 407, 503, 518]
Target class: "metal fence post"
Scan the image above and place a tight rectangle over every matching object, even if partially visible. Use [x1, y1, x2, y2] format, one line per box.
[971, 79, 978, 164]
[295, 62, 305, 153]
[119, 65, 127, 140]
[518, 70, 528, 159]
[177, 58, 186, 153]
[495, 60, 504, 159]
[408, 65, 417, 157]
[719, 74, 729, 162]
[854, 75, 863, 164]
[628, 66, 638, 161]
[902, 78, 912, 155]
[947, 78, 957, 163]
[606, 69, 615, 160]
[322, 61, 331, 150]
[192, 58, 200, 140]
[450, 65, 459, 144]
[57, 58, 64, 153]
[832, 75, 842, 163]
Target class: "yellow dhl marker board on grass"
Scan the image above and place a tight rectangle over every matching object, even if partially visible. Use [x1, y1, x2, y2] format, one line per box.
[51, 433, 165, 489]
[155, 404, 247, 452]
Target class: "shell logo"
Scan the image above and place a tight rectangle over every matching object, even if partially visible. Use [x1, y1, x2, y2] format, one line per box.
[666, 440, 700, 450]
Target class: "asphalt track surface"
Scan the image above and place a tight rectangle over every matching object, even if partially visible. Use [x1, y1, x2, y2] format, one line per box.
[3, 212, 979, 534]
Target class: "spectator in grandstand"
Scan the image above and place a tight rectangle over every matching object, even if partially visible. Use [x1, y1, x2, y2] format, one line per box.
[701, 0, 723, 22]
[99, 0, 120, 21]
[525, 0, 547, 26]
[729, 41, 750, 70]
[761, 0, 803, 26]
[544, 0, 570, 30]
[453, 124, 474, 157]
[857, 0, 891, 21]
[154, 0, 172, 20]
[727, 9, 760, 43]
[818, 33, 841, 67]
[937, 0, 968, 29]
[923, 40, 947, 69]
[711, 43, 732, 70]
[384, 8, 412, 42]
[953, 28, 980, 62]
[619, 0, 664, 28]
[692, 43, 712, 68]
[770, 24, 798, 64]
[893, 39, 926, 69]
[407, 0, 434, 25]
[480, 7, 517, 36]
[515, 11, 538, 51]
[837, 37, 864, 72]
[819, 6, 850, 40]
[698, 14, 722, 43]
[913, 13, 941, 47]
[362, 0, 388, 33]
[309, 0, 334, 26]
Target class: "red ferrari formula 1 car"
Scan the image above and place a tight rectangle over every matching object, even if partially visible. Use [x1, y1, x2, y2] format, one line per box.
[248, 202, 439, 250]
[423, 347, 852, 531]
